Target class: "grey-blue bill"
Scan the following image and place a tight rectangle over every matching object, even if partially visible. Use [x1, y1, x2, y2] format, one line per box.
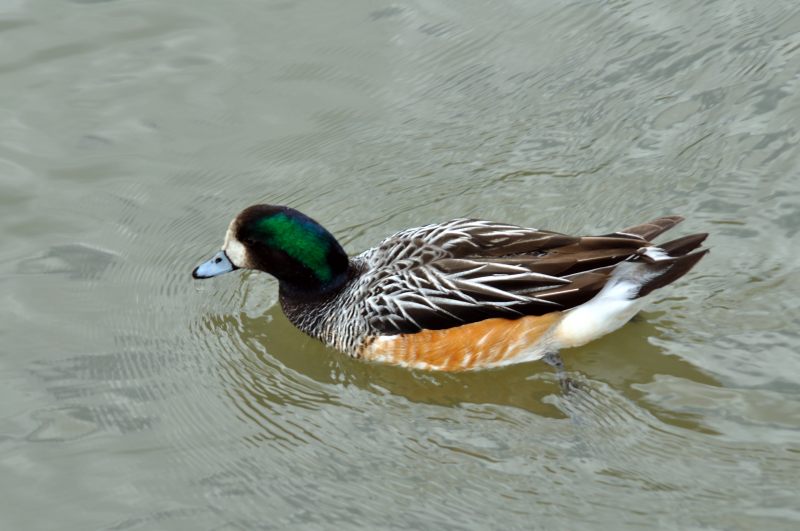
[192, 250, 237, 279]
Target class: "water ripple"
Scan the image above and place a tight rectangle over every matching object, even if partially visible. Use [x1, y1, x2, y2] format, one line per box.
[3, 0, 800, 529]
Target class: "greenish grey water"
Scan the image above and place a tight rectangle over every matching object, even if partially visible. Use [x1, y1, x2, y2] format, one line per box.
[2, 0, 800, 529]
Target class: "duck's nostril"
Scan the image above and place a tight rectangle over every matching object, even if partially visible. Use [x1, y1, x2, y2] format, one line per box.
[214, 257, 222, 263]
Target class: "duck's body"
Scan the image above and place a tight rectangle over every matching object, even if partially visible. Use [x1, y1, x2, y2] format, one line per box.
[193, 206, 708, 371]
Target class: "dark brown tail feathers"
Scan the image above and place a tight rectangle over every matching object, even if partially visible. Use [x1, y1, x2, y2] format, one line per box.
[636, 249, 708, 297]
[659, 233, 709, 257]
[619, 217, 709, 298]
[609, 215, 685, 241]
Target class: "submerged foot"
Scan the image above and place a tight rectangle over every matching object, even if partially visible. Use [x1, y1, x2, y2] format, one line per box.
[542, 351, 580, 394]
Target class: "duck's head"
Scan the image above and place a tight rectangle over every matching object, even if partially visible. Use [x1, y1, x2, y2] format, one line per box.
[192, 205, 350, 294]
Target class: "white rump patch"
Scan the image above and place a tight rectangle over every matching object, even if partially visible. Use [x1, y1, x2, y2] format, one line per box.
[553, 262, 654, 348]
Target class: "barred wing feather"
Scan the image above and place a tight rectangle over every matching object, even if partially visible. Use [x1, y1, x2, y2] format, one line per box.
[359, 219, 588, 335]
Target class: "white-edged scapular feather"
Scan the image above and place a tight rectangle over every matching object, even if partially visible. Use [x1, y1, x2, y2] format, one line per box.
[640, 246, 671, 262]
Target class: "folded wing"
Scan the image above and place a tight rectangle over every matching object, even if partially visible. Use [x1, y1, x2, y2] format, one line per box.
[360, 218, 683, 335]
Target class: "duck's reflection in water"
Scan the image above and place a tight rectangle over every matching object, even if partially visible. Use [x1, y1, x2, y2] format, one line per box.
[204, 303, 719, 438]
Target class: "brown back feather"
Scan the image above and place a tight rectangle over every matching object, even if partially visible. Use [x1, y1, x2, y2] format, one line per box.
[610, 215, 684, 241]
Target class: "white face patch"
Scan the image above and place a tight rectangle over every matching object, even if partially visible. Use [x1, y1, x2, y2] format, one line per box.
[222, 219, 249, 268]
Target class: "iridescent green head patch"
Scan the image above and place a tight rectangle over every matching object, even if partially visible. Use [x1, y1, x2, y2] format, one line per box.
[254, 212, 334, 282]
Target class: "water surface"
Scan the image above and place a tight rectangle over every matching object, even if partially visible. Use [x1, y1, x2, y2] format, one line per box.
[2, 0, 800, 529]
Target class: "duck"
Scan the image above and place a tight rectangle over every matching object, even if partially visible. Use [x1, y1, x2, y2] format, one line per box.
[193, 205, 708, 372]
